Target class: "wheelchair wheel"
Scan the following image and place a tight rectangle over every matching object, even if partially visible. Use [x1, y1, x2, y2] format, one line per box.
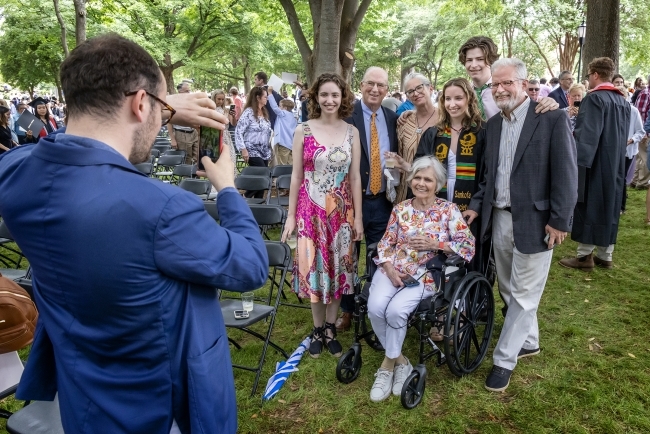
[400, 365, 426, 409]
[336, 344, 362, 384]
[444, 272, 494, 377]
[360, 313, 384, 351]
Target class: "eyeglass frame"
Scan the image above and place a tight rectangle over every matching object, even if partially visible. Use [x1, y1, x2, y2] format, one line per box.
[362, 80, 388, 90]
[488, 79, 524, 90]
[528, 87, 541, 92]
[124, 90, 176, 126]
[405, 83, 429, 97]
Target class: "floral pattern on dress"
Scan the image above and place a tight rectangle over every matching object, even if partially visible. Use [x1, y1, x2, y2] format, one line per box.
[293, 123, 357, 303]
[374, 198, 475, 291]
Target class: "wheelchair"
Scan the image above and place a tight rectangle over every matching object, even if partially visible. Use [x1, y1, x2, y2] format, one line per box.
[335, 243, 495, 409]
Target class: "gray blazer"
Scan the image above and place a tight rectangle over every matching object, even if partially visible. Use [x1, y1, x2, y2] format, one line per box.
[469, 101, 578, 254]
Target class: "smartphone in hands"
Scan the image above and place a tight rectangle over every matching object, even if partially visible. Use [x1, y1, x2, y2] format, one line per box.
[401, 275, 420, 287]
[198, 125, 224, 171]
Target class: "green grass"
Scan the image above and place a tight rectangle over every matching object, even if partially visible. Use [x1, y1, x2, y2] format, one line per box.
[2, 190, 650, 433]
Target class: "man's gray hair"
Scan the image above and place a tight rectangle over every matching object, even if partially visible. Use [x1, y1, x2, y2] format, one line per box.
[559, 70, 572, 79]
[406, 156, 447, 193]
[491, 58, 528, 81]
[402, 73, 430, 91]
[362, 66, 388, 84]
[528, 79, 539, 85]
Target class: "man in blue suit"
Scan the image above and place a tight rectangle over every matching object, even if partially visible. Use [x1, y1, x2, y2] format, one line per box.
[548, 70, 574, 109]
[0, 34, 268, 434]
[335, 67, 398, 332]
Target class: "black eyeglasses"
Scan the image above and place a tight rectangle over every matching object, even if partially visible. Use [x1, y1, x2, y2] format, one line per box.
[124, 90, 176, 126]
[405, 83, 428, 97]
[488, 79, 523, 89]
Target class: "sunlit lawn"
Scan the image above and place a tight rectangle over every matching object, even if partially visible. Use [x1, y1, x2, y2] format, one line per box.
[2, 189, 649, 433]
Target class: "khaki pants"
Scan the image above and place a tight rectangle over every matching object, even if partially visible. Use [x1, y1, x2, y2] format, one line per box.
[632, 137, 650, 187]
[274, 144, 293, 166]
[174, 129, 199, 165]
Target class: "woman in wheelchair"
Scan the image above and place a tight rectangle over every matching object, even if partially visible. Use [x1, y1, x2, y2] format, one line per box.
[367, 156, 475, 402]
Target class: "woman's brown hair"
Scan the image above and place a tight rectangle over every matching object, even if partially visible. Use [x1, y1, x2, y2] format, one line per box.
[436, 78, 484, 131]
[0, 106, 10, 128]
[244, 86, 269, 120]
[307, 73, 355, 120]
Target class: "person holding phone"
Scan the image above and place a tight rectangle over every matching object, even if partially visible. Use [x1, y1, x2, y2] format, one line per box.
[366, 156, 475, 402]
[564, 83, 586, 132]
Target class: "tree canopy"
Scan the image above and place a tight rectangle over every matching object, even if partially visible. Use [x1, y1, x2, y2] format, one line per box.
[0, 0, 648, 97]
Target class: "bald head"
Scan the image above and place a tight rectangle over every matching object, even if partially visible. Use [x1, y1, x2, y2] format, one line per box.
[360, 67, 389, 111]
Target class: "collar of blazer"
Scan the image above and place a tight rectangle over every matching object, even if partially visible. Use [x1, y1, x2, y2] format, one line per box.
[32, 131, 145, 175]
[489, 100, 541, 174]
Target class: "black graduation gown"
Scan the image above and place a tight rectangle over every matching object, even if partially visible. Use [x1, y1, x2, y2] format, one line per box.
[572, 88, 630, 246]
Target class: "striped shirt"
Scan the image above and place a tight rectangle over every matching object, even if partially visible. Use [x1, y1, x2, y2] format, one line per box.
[494, 97, 530, 208]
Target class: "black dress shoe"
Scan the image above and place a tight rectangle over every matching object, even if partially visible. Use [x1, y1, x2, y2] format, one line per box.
[517, 347, 541, 359]
[485, 365, 512, 392]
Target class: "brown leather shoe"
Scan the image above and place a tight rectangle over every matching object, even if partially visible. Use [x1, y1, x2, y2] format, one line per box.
[335, 312, 352, 332]
[559, 254, 594, 271]
[593, 256, 613, 269]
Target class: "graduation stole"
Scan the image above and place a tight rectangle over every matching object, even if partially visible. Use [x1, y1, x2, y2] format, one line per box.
[588, 82, 625, 96]
[433, 126, 479, 212]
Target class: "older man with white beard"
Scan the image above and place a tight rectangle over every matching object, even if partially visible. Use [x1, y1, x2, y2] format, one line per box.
[466, 58, 577, 392]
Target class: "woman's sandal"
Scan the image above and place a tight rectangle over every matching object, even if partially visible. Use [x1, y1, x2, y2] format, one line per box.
[309, 326, 324, 358]
[323, 322, 343, 357]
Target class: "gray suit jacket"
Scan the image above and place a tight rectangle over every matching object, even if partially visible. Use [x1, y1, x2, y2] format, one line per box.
[469, 100, 578, 254]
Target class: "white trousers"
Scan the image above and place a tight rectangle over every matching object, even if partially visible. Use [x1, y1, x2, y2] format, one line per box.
[492, 209, 553, 370]
[577, 243, 615, 261]
[367, 269, 433, 359]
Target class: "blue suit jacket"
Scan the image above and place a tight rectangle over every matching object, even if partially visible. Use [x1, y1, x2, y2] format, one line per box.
[548, 86, 569, 109]
[0, 133, 268, 434]
[345, 101, 398, 194]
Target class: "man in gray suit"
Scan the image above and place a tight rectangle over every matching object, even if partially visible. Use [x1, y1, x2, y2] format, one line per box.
[464, 58, 577, 392]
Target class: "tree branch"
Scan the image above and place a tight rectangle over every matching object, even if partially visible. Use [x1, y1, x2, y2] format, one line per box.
[521, 27, 555, 77]
[52, 0, 69, 57]
[279, 0, 312, 61]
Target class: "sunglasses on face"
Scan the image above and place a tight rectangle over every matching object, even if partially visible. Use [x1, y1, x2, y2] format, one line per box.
[528, 88, 540, 91]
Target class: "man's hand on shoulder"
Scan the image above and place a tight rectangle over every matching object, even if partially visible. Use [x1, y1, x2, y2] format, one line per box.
[166, 92, 228, 131]
[397, 110, 415, 127]
[535, 97, 559, 113]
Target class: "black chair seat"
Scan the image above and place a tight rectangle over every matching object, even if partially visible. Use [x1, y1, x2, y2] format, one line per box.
[220, 299, 274, 328]
[6, 396, 64, 434]
[0, 268, 27, 281]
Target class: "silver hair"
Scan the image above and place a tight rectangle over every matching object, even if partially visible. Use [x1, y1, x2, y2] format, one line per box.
[491, 58, 528, 81]
[402, 73, 430, 91]
[406, 156, 447, 193]
[362, 66, 388, 84]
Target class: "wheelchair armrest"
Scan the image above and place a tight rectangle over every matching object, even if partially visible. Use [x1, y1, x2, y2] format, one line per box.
[444, 254, 466, 267]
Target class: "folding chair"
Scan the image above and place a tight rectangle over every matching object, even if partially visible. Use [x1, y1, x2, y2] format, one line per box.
[240, 166, 271, 178]
[150, 149, 160, 159]
[0, 351, 24, 420]
[153, 154, 184, 182]
[220, 241, 291, 395]
[152, 144, 171, 155]
[234, 175, 271, 204]
[6, 395, 64, 434]
[267, 174, 291, 207]
[270, 165, 292, 179]
[134, 162, 154, 176]
[203, 201, 219, 223]
[162, 149, 186, 160]
[179, 179, 210, 198]
[0, 221, 27, 278]
[168, 164, 196, 184]
[154, 137, 171, 146]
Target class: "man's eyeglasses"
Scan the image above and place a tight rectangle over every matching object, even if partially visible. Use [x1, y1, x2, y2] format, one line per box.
[488, 79, 523, 89]
[124, 90, 176, 126]
[363, 81, 388, 90]
[528, 88, 540, 92]
[585, 72, 595, 79]
[405, 83, 428, 97]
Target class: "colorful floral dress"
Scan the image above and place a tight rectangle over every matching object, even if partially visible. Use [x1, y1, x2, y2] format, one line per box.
[293, 122, 357, 303]
[374, 198, 475, 292]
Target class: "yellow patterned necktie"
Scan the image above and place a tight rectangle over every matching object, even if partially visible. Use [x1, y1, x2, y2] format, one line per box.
[369, 113, 381, 195]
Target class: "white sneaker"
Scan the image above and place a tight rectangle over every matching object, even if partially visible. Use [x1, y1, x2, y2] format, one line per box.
[392, 359, 413, 396]
[370, 368, 394, 402]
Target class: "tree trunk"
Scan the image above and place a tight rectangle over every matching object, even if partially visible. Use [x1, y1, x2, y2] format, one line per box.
[53, 0, 70, 57]
[582, 0, 619, 74]
[161, 53, 175, 94]
[557, 32, 580, 73]
[242, 56, 251, 95]
[280, 0, 372, 84]
[73, 0, 86, 46]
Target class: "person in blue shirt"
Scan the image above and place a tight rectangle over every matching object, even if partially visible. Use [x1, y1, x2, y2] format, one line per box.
[267, 86, 297, 165]
[0, 34, 267, 434]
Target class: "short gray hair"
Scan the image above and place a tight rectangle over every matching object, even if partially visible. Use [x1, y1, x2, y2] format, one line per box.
[402, 72, 430, 91]
[362, 66, 388, 84]
[492, 58, 527, 81]
[406, 156, 447, 193]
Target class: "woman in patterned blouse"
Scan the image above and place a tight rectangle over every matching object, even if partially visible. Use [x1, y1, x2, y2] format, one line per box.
[234, 86, 272, 167]
[366, 156, 475, 403]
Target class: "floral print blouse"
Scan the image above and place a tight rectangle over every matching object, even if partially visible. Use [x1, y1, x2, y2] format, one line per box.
[374, 198, 475, 291]
[234, 107, 272, 160]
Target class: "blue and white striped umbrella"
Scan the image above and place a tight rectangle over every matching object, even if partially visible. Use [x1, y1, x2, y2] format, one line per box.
[262, 336, 311, 401]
